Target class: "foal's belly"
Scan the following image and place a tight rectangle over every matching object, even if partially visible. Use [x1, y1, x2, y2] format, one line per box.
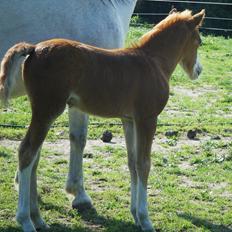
[67, 92, 131, 118]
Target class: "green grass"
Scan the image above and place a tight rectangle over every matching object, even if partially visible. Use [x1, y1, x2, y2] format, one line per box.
[0, 140, 232, 231]
[0, 25, 232, 231]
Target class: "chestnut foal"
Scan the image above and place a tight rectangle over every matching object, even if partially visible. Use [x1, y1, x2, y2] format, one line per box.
[0, 10, 205, 232]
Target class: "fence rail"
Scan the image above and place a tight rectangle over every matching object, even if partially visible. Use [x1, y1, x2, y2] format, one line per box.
[134, 13, 232, 22]
[144, 0, 232, 6]
[133, 0, 232, 36]
[0, 121, 232, 129]
[132, 12, 232, 32]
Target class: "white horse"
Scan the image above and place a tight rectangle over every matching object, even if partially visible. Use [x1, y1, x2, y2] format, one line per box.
[0, 0, 137, 226]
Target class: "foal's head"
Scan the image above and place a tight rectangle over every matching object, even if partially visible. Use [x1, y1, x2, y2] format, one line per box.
[178, 10, 205, 80]
[138, 10, 205, 80]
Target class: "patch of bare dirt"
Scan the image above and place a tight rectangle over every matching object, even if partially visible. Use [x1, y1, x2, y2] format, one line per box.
[0, 134, 230, 157]
[180, 176, 203, 189]
[172, 86, 218, 98]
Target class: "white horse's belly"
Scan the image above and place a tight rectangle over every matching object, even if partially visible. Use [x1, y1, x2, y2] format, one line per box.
[0, 0, 126, 59]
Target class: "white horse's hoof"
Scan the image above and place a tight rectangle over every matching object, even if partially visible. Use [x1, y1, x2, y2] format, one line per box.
[72, 194, 93, 212]
[71, 190, 93, 212]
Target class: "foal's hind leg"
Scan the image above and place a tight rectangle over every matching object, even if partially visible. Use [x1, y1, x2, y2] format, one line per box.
[30, 148, 49, 230]
[14, 147, 45, 230]
[134, 117, 157, 232]
[16, 118, 52, 232]
[66, 107, 92, 211]
[122, 119, 139, 225]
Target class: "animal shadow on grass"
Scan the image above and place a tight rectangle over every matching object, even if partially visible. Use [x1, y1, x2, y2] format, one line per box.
[0, 225, 88, 232]
[42, 200, 141, 232]
[0, 201, 140, 232]
[0, 202, 140, 232]
[178, 212, 232, 232]
[0, 150, 9, 158]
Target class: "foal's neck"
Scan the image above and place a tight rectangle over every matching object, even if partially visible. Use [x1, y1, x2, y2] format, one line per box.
[138, 27, 188, 81]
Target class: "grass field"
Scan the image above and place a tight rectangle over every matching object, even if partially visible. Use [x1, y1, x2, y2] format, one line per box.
[0, 25, 232, 232]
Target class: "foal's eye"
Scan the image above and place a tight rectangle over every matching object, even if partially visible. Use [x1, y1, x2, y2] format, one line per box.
[195, 37, 202, 47]
[199, 38, 202, 46]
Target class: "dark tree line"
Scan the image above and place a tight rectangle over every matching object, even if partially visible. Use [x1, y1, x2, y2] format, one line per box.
[135, 0, 232, 36]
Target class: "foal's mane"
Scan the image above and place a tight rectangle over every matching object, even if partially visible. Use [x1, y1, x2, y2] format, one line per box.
[135, 10, 194, 48]
[154, 10, 193, 33]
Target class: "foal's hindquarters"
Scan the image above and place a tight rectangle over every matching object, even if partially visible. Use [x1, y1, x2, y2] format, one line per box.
[15, 49, 69, 230]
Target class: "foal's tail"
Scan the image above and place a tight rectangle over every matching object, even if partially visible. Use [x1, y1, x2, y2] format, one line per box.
[0, 42, 35, 106]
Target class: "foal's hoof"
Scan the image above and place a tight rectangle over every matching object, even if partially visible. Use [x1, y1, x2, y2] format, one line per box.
[36, 223, 50, 231]
[72, 201, 93, 213]
[136, 225, 155, 232]
[33, 218, 50, 231]
[36, 225, 50, 231]
[138, 218, 155, 232]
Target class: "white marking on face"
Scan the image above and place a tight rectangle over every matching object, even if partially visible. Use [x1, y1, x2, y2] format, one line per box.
[191, 55, 202, 80]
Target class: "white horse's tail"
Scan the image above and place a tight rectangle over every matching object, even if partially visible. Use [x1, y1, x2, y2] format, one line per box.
[0, 42, 35, 106]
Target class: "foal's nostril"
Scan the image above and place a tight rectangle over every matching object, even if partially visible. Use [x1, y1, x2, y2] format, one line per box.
[197, 68, 201, 76]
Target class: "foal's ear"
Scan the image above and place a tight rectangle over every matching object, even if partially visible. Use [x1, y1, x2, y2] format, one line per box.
[169, 8, 177, 15]
[191, 9, 205, 28]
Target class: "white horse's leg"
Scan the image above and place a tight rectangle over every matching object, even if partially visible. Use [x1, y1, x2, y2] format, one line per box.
[30, 148, 49, 230]
[122, 119, 139, 225]
[66, 107, 92, 210]
[134, 117, 157, 232]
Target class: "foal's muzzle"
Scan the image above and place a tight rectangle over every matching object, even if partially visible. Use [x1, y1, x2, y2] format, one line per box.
[190, 59, 202, 80]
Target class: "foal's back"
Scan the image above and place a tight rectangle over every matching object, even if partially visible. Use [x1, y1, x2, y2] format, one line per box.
[24, 39, 166, 118]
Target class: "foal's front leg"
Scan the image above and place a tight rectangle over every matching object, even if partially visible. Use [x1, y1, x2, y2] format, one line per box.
[122, 119, 139, 225]
[66, 107, 92, 210]
[134, 117, 157, 231]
